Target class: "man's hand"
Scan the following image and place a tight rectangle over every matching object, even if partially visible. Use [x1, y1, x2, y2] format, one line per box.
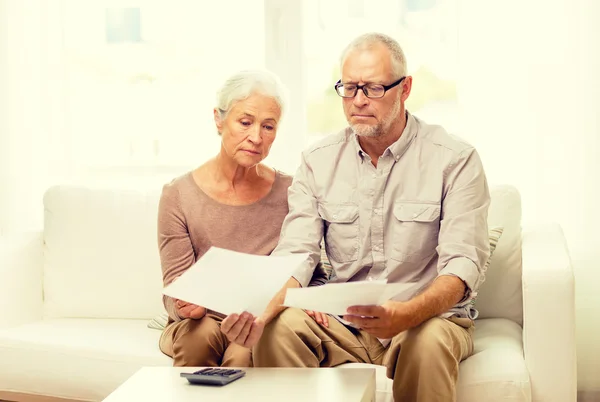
[176, 300, 207, 320]
[221, 312, 266, 348]
[305, 310, 329, 327]
[342, 301, 415, 339]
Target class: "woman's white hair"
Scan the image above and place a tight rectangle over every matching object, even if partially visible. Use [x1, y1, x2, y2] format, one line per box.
[215, 69, 288, 120]
[340, 32, 408, 78]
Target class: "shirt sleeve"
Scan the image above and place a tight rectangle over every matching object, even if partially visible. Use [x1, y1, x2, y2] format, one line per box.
[271, 151, 325, 287]
[157, 183, 195, 322]
[437, 148, 491, 302]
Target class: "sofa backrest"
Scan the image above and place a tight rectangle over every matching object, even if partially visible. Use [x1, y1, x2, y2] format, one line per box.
[475, 185, 523, 326]
[42, 185, 165, 319]
[40, 183, 524, 324]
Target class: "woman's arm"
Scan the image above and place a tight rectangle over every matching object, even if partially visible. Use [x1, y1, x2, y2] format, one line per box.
[157, 182, 203, 322]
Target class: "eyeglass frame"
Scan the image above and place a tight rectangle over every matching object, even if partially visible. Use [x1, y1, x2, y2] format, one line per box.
[334, 76, 406, 99]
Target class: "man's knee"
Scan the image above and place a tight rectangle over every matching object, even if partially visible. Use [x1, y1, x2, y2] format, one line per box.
[402, 317, 454, 357]
[387, 317, 459, 378]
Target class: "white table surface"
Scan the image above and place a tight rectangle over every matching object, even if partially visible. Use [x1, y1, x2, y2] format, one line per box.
[102, 366, 377, 402]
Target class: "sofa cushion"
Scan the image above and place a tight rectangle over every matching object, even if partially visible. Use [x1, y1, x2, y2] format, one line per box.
[477, 185, 524, 325]
[0, 318, 171, 401]
[43, 185, 165, 319]
[339, 318, 530, 402]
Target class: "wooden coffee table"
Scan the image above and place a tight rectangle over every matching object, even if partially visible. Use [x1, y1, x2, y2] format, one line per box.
[102, 366, 376, 402]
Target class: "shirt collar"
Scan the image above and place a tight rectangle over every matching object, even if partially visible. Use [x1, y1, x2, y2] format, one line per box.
[353, 111, 418, 162]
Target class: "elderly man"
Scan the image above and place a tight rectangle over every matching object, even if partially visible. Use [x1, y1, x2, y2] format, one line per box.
[251, 32, 492, 402]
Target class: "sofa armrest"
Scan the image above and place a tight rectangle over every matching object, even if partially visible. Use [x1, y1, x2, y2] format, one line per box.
[521, 222, 577, 402]
[0, 232, 44, 329]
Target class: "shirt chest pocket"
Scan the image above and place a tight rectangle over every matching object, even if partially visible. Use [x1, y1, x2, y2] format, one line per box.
[391, 201, 441, 263]
[318, 203, 359, 263]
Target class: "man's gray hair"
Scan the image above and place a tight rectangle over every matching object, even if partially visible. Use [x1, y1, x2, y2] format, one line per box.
[340, 32, 408, 78]
[215, 69, 288, 120]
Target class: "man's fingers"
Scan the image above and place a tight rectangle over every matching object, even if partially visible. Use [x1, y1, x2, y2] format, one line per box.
[342, 314, 378, 329]
[346, 305, 382, 318]
[305, 310, 329, 327]
[316, 312, 329, 327]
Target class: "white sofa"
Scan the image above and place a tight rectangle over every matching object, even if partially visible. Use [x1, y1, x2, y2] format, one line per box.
[0, 184, 577, 402]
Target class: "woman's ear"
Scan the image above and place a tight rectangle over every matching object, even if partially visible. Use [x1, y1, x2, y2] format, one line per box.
[213, 108, 223, 135]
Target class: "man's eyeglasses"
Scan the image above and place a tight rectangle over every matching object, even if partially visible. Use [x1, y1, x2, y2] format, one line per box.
[334, 76, 406, 99]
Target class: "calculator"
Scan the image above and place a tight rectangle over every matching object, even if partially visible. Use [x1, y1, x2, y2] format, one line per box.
[180, 368, 246, 386]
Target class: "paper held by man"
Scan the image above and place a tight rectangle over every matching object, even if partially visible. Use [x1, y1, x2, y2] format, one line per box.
[162, 247, 417, 317]
[283, 280, 418, 316]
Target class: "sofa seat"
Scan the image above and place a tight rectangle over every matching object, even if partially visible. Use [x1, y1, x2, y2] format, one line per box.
[0, 318, 171, 401]
[340, 318, 531, 402]
[0, 317, 530, 402]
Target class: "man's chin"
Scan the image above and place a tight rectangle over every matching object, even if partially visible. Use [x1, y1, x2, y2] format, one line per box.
[351, 124, 380, 138]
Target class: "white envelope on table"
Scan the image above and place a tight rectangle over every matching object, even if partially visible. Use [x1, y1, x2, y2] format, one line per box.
[283, 279, 419, 316]
[162, 247, 309, 316]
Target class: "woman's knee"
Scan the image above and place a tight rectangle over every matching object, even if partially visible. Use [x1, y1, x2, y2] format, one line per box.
[172, 317, 225, 366]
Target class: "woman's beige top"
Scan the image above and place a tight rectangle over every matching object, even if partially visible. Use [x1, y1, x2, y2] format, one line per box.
[157, 169, 293, 322]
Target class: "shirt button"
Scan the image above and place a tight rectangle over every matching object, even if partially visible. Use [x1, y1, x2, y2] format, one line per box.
[374, 209, 380, 215]
[373, 246, 380, 252]
[372, 173, 377, 179]
[332, 214, 338, 219]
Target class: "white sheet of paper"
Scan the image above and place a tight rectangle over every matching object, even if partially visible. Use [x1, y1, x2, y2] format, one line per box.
[162, 247, 309, 316]
[283, 280, 419, 316]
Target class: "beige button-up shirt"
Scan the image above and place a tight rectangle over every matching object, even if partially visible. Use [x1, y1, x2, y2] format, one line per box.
[275, 112, 491, 319]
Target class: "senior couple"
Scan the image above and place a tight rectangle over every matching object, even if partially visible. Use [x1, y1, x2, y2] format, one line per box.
[156, 32, 491, 402]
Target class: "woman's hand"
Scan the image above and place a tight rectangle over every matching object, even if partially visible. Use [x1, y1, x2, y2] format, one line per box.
[221, 312, 265, 348]
[176, 300, 207, 319]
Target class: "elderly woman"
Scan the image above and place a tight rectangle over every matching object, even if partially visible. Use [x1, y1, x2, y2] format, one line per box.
[157, 69, 317, 368]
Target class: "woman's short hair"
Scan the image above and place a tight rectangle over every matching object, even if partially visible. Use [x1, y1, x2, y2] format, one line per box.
[215, 69, 288, 121]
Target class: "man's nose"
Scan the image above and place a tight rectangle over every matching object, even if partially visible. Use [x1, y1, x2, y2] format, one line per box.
[353, 89, 369, 107]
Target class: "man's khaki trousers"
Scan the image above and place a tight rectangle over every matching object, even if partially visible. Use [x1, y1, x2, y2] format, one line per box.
[253, 308, 473, 402]
[159, 312, 251, 367]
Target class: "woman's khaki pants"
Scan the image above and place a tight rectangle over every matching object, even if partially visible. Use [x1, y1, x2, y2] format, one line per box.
[159, 312, 251, 367]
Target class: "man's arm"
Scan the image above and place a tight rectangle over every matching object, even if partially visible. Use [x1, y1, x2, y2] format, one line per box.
[401, 275, 466, 328]
[271, 150, 325, 287]
[221, 151, 327, 346]
[403, 147, 491, 327]
[435, 147, 491, 305]
[345, 275, 466, 338]
[345, 147, 490, 337]
[259, 277, 301, 325]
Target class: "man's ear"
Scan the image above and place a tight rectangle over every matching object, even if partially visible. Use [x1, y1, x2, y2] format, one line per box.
[401, 76, 413, 102]
[213, 108, 223, 134]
